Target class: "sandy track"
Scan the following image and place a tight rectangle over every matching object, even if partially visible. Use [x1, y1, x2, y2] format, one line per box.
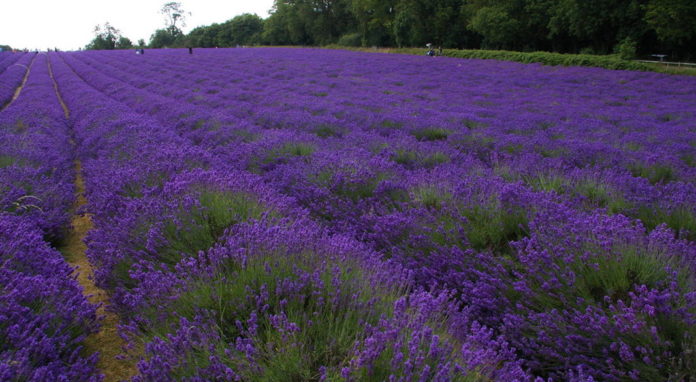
[48, 56, 139, 382]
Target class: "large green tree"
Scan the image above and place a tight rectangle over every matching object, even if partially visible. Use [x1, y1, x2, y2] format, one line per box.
[217, 14, 265, 46]
[469, 5, 521, 49]
[350, 0, 396, 46]
[263, 0, 356, 45]
[149, 28, 184, 48]
[86, 23, 133, 50]
[149, 2, 189, 48]
[645, 0, 696, 47]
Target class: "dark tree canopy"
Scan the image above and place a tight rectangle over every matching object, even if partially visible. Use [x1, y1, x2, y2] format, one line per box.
[149, 27, 184, 48]
[246, 0, 694, 59]
[85, 0, 695, 59]
[188, 14, 264, 48]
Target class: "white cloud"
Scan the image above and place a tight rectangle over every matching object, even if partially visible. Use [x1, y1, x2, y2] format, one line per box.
[1, 0, 274, 51]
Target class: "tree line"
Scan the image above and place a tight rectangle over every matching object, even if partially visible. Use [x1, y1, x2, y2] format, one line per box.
[87, 0, 696, 60]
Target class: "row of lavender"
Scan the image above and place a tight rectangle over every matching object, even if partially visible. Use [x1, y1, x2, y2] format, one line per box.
[0, 52, 32, 109]
[0, 54, 99, 380]
[48, 52, 531, 380]
[0, 52, 23, 77]
[72, 48, 696, 241]
[58, 48, 696, 380]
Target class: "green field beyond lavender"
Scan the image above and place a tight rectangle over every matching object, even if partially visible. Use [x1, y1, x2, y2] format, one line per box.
[2, 48, 696, 381]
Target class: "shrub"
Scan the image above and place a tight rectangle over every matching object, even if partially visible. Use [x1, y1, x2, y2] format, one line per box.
[337, 32, 362, 47]
[411, 127, 451, 141]
[158, 191, 269, 265]
[629, 163, 676, 184]
[461, 201, 529, 253]
[441, 49, 653, 72]
[615, 37, 637, 60]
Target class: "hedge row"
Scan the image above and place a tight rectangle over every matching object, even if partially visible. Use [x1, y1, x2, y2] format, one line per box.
[440, 49, 654, 71]
[322, 45, 671, 73]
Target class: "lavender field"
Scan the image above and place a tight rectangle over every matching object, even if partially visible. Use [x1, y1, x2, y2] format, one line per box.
[2, 48, 696, 381]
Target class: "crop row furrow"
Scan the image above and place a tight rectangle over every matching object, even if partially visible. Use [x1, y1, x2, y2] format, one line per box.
[0, 53, 100, 381]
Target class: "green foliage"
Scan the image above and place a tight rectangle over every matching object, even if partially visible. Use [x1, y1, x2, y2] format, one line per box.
[574, 179, 630, 214]
[332, 174, 385, 202]
[337, 32, 363, 47]
[324, 45, 696, 75]
[522, 174, 630, 214]
[0, 155, 16, 168]
[441, 49, 653, 71]
[615, 37, 637, 60]
[392, 150, 449, 168]
[423, 152, 450, 167]
[189, 14, 264, 48]
[279, 142, 315, 157]
[574, 245, 684, 303]
[411, 127, 450, 141]
[469, 6, 521, 50]
[645, 0, 696, 45]
[138, 252, 418, 380]
[149, 27, 185, 48]
[412, 185, 452, 210]
[461, 201, 529, 253]
[175, 0, 696, 60]
[523, 173, 567, 194]
[261, 0, 357, 46]
[395, 150, 426, 166]
[349, 0, 396, 47]
[116, 190, 271, 287]
[636, 206, 696, 242]
[85, 22, 134, 50]
[158, 191, 269, 264]
[629, 163, 676, 184]
[106, 0, 696, 61]
[681, 154, 696, 167]
[314, 124, 343, 138]
[116, 36, 133, 49]
[248, 142, 315, 173]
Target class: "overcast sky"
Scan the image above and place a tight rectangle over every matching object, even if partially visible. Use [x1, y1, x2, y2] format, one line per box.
[1, 0, 275, 51]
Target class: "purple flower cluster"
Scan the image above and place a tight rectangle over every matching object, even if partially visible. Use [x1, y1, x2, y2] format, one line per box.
[13, 47, 696, 380]
[0, 54, 100, 380]
[0, 216, 99, 381]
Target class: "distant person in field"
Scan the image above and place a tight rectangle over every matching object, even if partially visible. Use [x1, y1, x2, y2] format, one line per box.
[188, 47, 193, 54]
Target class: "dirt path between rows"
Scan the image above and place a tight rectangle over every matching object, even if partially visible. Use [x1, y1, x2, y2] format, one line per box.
[64, 162, 139, 382]
[0, 54, 36, 112]
[48, 56, 139, 382]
